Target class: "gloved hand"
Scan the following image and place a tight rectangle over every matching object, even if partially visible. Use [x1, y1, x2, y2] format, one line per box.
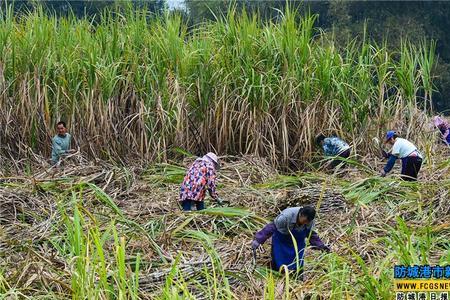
[322, 245, 331, 253]
[251, 240, 262, 251]
[216, 198, 224, 205]
[380, 169, 386, 177]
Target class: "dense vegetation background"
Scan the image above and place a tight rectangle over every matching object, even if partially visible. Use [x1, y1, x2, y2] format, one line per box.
[9, 0, 450, 113]
[1, 3, 449, 300]
[0, 0, 444, 167]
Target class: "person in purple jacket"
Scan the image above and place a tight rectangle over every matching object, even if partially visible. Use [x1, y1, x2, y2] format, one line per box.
[432, 116, 450, 146]
[251, 206, 330, 277]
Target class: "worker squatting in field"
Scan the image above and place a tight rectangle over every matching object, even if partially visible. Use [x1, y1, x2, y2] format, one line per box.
[251, 206, 330, 277]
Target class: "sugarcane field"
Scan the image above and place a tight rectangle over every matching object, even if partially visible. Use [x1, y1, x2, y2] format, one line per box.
[1, 1, 450, 300]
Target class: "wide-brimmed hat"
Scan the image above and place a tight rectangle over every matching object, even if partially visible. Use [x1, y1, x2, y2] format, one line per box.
[203, 152, 219, 166]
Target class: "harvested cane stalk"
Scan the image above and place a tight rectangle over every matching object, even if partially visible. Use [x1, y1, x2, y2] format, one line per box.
[279, 185, 348, 213]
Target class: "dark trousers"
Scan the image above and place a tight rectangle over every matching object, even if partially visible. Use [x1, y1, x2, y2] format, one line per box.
[401, 157, 422, 181]
[329, 149, 351, 169]
[181, 199, 205, 211]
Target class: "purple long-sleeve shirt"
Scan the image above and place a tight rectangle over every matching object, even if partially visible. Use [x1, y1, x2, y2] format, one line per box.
[254, 207, 326, 250]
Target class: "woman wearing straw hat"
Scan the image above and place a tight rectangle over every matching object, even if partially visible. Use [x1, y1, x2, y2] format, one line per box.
[179, 152, 223, 211]
[380, 131, 423, 181]
[251, 206, 330, 278]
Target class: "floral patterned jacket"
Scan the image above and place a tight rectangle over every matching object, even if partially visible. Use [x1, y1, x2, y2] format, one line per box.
[179, 158, 218, 202]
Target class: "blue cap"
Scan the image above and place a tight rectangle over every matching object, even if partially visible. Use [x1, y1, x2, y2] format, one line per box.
[385, 130, 396, 141]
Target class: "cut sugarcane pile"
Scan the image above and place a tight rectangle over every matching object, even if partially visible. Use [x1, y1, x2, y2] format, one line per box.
[1, 151, 449, 299]
[139, 260, 213, 289]
[281, 186, 348, 214]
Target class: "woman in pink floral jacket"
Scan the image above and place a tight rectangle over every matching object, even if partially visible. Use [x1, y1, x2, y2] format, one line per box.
[179, 152, 223, 211]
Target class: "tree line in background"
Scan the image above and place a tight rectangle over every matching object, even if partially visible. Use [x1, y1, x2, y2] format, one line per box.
[6, 1, 450, 113]
[183, 0, 450, 113]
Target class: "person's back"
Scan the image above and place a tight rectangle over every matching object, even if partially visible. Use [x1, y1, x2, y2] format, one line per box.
[381, 131, 423, 181]
[274, 207, 312, 235]
[391, 138, 422, 159]
[180, 157, 216, 201]
[323, 137, 350, 156]
[179, 152, 222, 211]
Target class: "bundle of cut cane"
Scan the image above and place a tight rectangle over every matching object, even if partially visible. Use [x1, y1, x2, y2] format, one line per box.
[280, 185, 348, 213]
[139, 259, 213, 291]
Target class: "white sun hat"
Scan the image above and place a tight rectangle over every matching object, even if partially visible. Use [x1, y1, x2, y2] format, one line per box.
[203, 152, 219, 166]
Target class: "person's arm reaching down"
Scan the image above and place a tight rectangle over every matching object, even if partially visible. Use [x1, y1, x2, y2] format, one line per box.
[383, 154, 397, 174]
[207, 166, 218, 200]
[309, 231, 330, 252]
[255, 222, 277, 244]
[252, 209, 291, 250]
[252, 222, 276, 250]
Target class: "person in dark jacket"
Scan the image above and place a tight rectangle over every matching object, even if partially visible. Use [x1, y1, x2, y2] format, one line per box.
[251, 206, 330, 277]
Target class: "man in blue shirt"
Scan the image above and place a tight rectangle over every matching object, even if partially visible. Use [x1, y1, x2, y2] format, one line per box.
[51, 121, 75, 165]
[316, 134, 351, 169]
